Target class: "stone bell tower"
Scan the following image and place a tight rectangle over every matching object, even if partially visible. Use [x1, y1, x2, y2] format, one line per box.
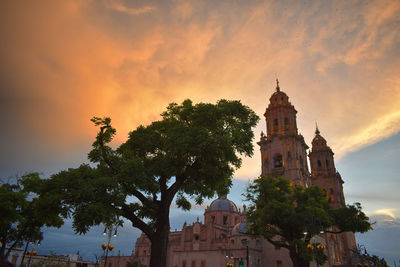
[309, 125, 357, 266]
[258, 80, 310, 186]
[308, 125, 345, 208]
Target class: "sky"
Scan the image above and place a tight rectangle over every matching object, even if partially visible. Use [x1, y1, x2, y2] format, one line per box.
[1, 0, 399, 264]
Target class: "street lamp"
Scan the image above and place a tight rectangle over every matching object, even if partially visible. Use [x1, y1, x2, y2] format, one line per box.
[20, 239, 40, 267]
[101, 225, 118, 267]
[303, 217, 325, 267]
[225, 250, 233, 267]
[241, 239, 249, 267]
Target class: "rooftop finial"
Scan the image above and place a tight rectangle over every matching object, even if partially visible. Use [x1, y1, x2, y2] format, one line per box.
[276, 78, 280, 92]
[315, 121, 320, 135]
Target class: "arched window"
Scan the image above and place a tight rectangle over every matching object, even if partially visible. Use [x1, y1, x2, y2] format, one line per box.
[274, 155, 283, 168]
[273, 118, 278, 126]
[326, 159, 329, 167]
[317, 160, 322, 168]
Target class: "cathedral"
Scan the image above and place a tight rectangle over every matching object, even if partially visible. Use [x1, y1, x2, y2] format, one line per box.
[132, 81, 357, 267]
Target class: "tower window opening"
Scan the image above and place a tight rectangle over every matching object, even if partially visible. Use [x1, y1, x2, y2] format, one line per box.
[317, 160, 322, 168]
[326, 159, 329, 167]
[274, 155, 283, 168]
[223, 216, 228, 225]
[287, 151, 291, 158]
[284, 117, 289, 125]
[330, 188, 335, 202]
[211, 216, 215, 223]
[274, 118, 278, 126]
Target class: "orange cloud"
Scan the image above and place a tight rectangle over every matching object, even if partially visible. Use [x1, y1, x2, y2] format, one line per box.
[0, 0, 399, 180]
[104, 0, 155, 15]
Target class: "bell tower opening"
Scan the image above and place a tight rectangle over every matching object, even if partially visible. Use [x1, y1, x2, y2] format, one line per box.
[274, 154, 283, 168]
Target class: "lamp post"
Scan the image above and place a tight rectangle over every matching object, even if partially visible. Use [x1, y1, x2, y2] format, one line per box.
[101, 225, 118, 267]
[225, 249, 233, 267]
[303, 217, 325, 267]
[20, 239, 40, 267]
[241, 239, 249, 267]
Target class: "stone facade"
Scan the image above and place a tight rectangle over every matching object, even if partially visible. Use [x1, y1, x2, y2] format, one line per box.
[132, 81, 357, 267]
[259, 80, 357, 266]
[133, 197, 292, 267]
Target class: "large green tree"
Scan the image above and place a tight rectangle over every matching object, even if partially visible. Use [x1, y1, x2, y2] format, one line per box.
[244, 176, 371, 267]
[0, 180, 63, 261]
[26, 99, 259, 267]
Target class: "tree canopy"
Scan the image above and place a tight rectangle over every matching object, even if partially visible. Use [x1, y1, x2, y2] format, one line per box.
[244, 176, 372, 267]
[0, 179, 63, 260]
[26, 99, 259, 267]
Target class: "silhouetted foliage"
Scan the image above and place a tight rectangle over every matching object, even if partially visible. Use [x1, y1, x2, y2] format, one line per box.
[353, 245, 388, 267]
[245, 176, 372, 267]
[25, 99, 259, 267]
[0, 180, 63, 261]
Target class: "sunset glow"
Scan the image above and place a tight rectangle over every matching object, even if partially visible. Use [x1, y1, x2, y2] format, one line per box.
[1, 0, 399, 262]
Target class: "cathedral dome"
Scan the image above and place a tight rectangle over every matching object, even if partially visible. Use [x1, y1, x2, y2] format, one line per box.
[231, 222, 248, 235]
[209, 196, 238, 212]
[268, 79, 290, 106]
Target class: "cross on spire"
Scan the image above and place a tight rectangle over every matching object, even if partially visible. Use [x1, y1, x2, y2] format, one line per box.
[315, 122, 320, 135]
[276, 78, 280, 92]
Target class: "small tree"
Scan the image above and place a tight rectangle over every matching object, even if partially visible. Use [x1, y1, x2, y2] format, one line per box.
[244, 176, 371, 267]
[0, 181, 63, 261]
[353, 245, 388, 267]
[26, 99, 259, 267]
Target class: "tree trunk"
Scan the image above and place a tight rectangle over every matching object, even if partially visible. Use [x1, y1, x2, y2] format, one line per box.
[149, 207, 170, 267]
[289, 248, 310, 267]
[0, 237, 6, 259]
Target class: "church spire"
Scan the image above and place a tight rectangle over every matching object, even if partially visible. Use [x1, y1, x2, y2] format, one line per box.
[276, 78, 280, 92]
[315, 122, 320, 135]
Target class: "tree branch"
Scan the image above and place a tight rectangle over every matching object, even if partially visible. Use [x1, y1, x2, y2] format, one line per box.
[166, 175, 185, 203]
[324, 229, 344, 234]
[264, 235, 290, 250]
[121, 204, 154, 241]
[5, 225, 28, 258]
[159, 176, 167, 200]
[99, 126, 117, 174]
[125, 186, 159, 211]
